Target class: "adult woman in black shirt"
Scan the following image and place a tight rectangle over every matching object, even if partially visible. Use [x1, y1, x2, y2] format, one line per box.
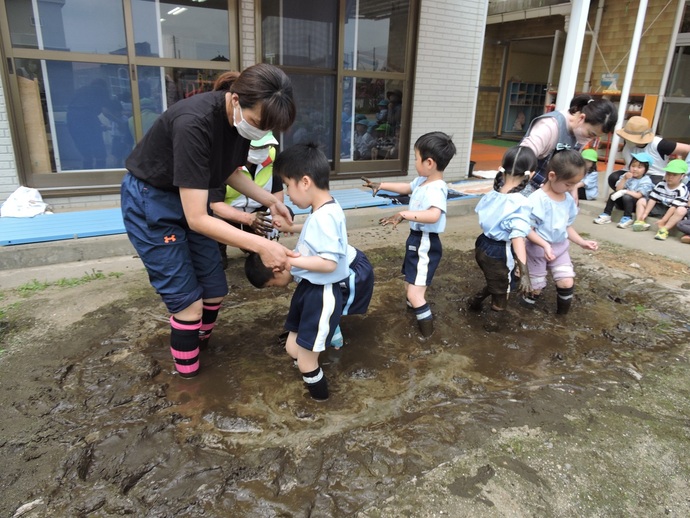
[121, 63, 296, 378]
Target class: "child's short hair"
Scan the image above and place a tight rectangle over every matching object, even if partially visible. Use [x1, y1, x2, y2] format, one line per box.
[273, 142, 330, 189]
[494, 145, 538, 193]
[414, 131, 456, 171]
[547, 149, 586, 181]
[244, 252, 274, 288]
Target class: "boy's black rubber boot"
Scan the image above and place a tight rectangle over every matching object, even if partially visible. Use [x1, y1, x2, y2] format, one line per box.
[418, 318, 434, 338]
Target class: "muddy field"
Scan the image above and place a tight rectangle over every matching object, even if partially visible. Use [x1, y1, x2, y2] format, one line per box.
[1, 221, 690, 517]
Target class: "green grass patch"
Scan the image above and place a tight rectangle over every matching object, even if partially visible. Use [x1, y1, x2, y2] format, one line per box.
[14, 270, 122, 296]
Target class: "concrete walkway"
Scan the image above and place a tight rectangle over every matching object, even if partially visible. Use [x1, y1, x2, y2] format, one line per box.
[1, 197, 688, 290]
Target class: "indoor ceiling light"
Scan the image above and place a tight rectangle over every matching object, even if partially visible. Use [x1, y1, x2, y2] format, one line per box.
[167, 7, 188, 15]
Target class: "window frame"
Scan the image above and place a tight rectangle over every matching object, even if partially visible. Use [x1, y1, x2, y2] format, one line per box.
[258, 0, 419, 180]
[0, 0, 240, 196]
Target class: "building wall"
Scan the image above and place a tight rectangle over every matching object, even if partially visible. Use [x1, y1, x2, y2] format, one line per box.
[405, 0, 488, 182]
[581, 0, 677, 94]
[475, 15, 565, 136]
[0, 70, 20, 202]
[239, 0, 257, 70]
[474, 0, 679, 136]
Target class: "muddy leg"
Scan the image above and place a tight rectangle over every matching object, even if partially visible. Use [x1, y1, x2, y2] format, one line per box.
[468, 286, 490, 311]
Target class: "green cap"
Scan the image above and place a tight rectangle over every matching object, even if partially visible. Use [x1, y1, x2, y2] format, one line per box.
[581, 149, 598, 162]
[664, 159, 688, 174]
[251, 131, 279, 147]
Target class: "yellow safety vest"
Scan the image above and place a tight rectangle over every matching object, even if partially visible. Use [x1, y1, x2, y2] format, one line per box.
[223, 147, 276, 210]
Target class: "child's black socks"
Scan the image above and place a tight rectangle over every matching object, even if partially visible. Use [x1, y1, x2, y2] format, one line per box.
[414, 303, 434, 337]
[302, 367, 329, 400]
[556, 286, 574, 315]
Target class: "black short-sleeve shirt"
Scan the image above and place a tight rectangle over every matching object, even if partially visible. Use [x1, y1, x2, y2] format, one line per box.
[125, 91, 250, 191]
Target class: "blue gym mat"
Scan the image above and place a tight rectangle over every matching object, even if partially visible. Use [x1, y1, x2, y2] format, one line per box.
[286, 188, 393, 215]
[0, 189, 393, 246]
[0, 208, 126, 246]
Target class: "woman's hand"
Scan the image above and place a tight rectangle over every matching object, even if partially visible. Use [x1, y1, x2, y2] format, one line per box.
[258, 239, 299, 272]
[269, 200, 293, 226]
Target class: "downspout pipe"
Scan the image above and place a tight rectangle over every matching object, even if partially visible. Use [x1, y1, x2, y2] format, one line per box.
[583, 0, 605, 91]
[555, 0, 591, 111]
[604, 0, 649, 189]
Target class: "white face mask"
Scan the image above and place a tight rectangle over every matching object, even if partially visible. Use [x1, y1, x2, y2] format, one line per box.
[234, 103, 269, 141]
[247, 147, 270, 165]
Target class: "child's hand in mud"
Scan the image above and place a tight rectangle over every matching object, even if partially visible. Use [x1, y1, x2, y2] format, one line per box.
[361, 176, 381, 197]
[379, 213, 404, 229]
[515, 259, 532, 295]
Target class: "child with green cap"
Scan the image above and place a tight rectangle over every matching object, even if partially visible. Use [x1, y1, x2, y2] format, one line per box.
[633, 159, 689, 240]
[576, 148, 600, 200]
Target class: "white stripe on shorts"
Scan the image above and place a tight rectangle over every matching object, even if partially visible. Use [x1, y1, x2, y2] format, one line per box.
[414, 232, 431, 286]
[314, 285, 336, 352]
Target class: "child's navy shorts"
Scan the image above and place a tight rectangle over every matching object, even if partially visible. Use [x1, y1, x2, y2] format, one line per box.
[285, 280, 343, 353]
[402, 230, 442, 286]
[341, 248, 374, 315]
[121, 173, 228, 314]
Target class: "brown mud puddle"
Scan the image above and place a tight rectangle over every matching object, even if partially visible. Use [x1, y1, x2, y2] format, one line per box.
[1, 246, 689, 517]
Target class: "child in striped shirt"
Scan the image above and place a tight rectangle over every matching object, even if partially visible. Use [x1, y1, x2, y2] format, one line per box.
[633, 159, 689, 240]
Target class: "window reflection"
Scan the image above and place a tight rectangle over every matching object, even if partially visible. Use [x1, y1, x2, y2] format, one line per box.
[48, 61, 133, 171]
[5, 0, 126, 54]
[132, 0, 230, 60]
[282, 74, 335, 160]
[261, 0, 337, 68]
[15, 59, 134, 172]
[658, 103, 690, 143]
[344, 0, 409, 72]
[665, 46, 690, 99]
[341, 77, 403, 161]
[14, 59, 228, 172]
[131, 67, 221, 141]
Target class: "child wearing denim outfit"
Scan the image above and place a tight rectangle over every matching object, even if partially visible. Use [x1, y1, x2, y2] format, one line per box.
[593, 152, 654, 229]
[362, 131, 456, 337]
[470, 146, 540, 312]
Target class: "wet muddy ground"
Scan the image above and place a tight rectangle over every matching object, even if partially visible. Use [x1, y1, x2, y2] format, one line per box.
[2, 222, 690, 517]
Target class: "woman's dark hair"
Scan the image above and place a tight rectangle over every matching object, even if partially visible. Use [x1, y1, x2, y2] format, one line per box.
[414, 131, 456, 171]
[493, 145, 538, 193]
[274, 142, 330, 190]
[569, 94, 618, 133]
[547, 149, 586, 181]
[213, 64, 296, 132]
